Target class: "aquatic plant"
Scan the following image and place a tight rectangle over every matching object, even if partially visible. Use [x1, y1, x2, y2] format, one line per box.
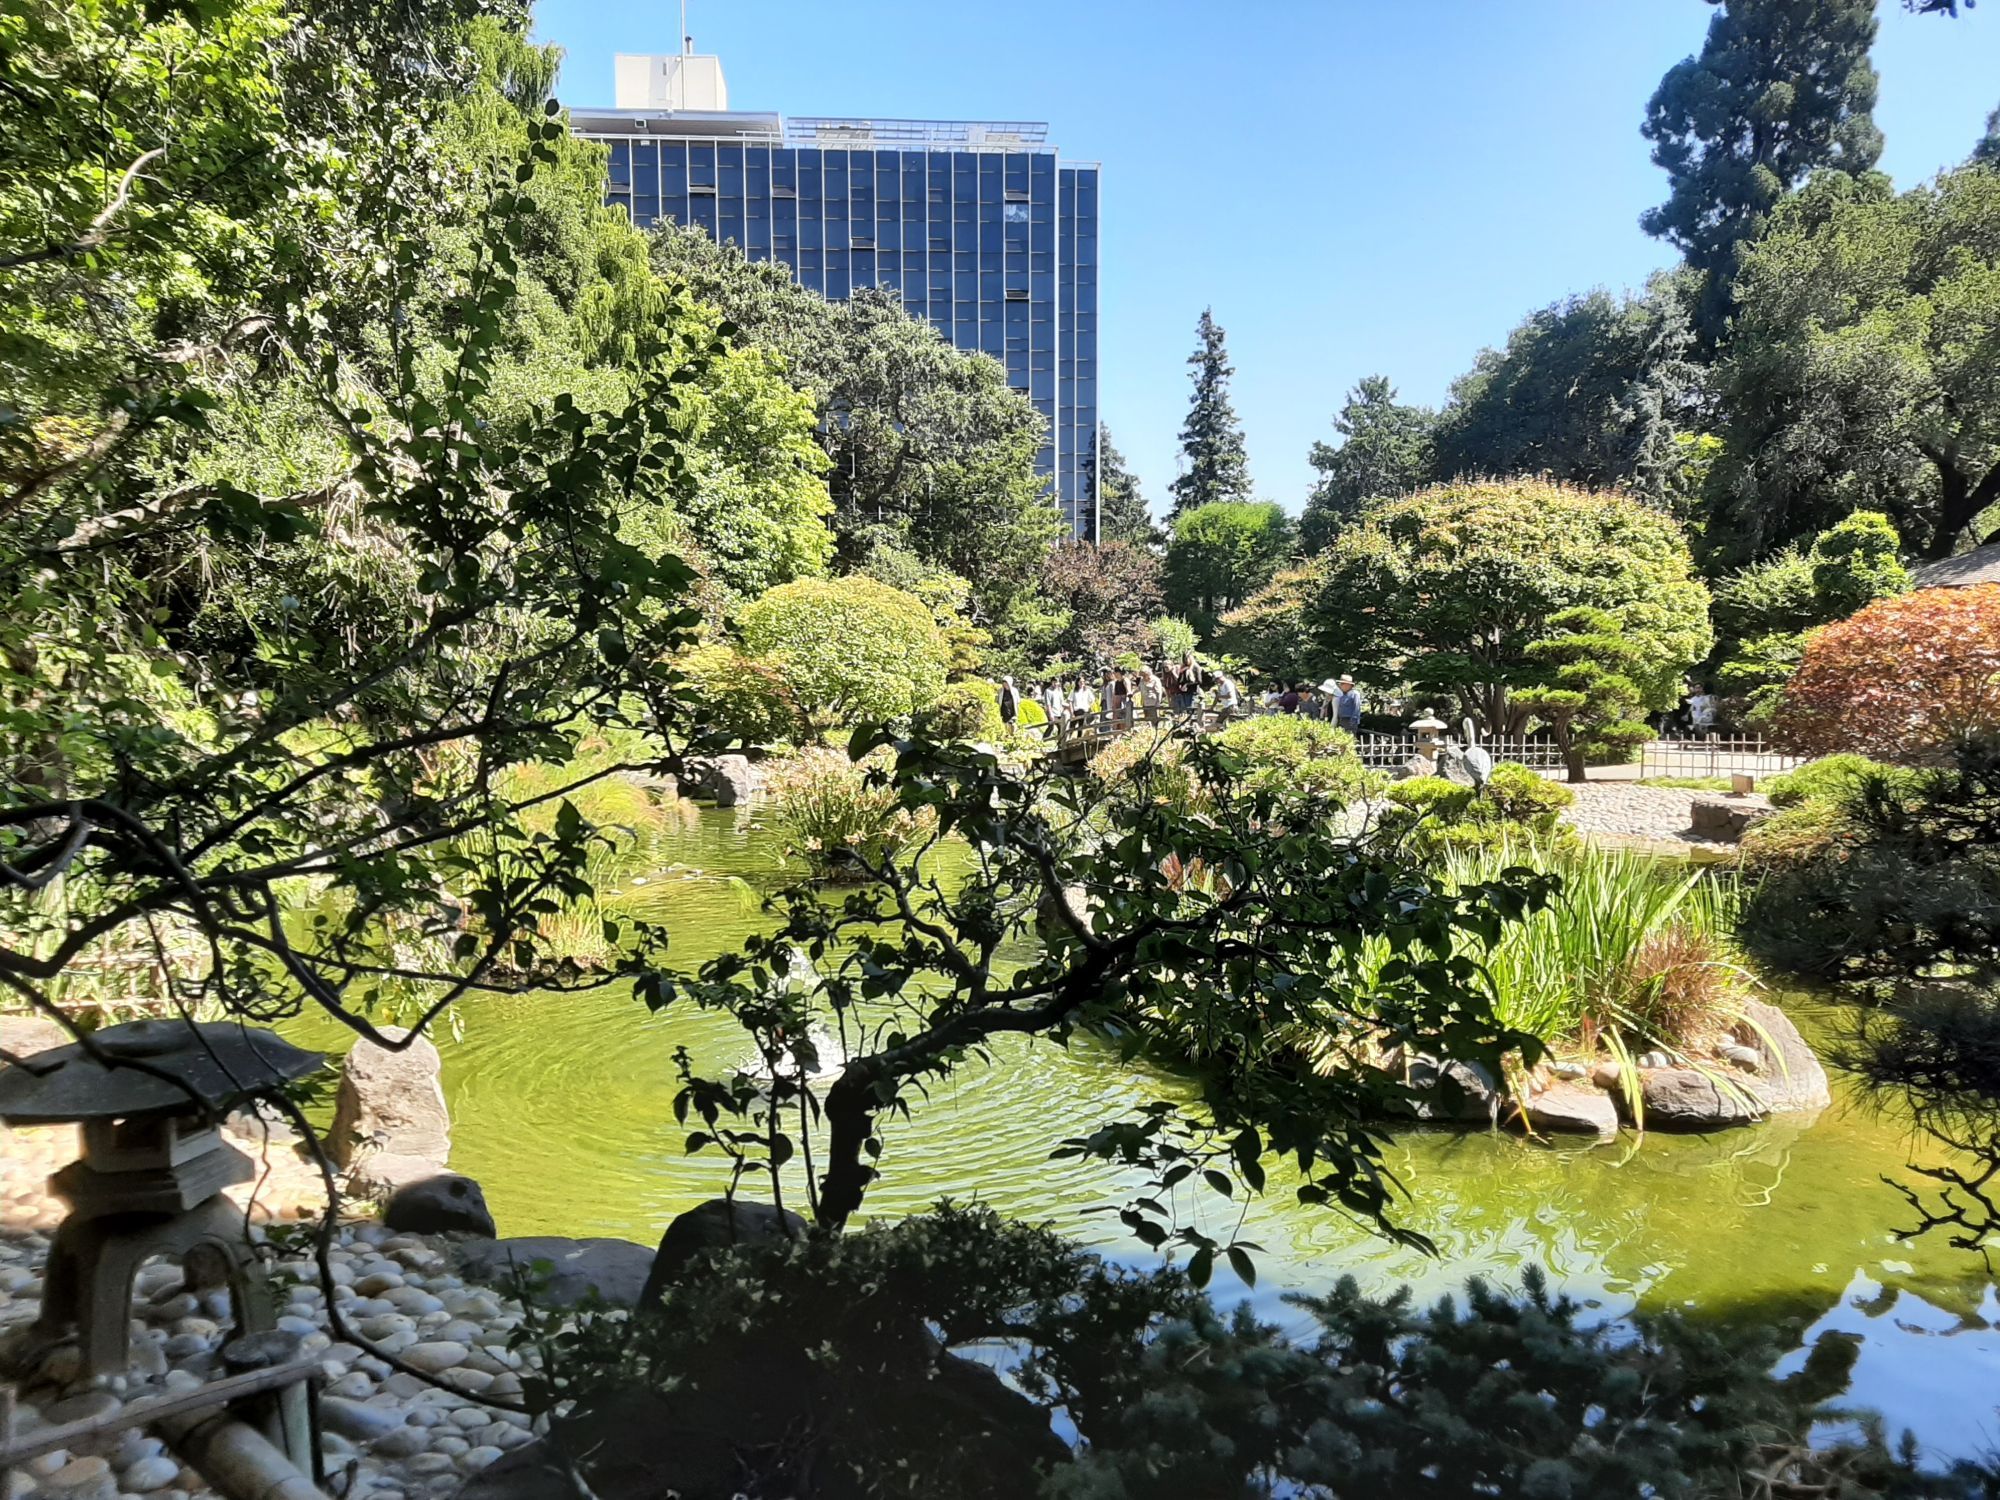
[763, 746, 934, 879]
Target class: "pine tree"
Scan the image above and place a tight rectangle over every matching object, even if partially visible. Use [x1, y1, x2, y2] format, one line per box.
[1976, 103, 2000, 166]
[1641, 0, 1883, 341]
[1168, 309, 1252, 519]
[1300, 376, 1436, 554]
[1094, 424, 1159, 548]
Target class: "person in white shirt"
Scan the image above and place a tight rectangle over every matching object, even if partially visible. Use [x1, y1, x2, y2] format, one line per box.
[1214, 673, 1241, 721]
[1687, 685, 1717, 738]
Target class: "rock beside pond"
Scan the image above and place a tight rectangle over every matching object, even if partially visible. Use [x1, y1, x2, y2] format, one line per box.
[455, 1235, 655, 1308]
[1637, 1066, 1765, 1129]
[683, 754, 762, 807]
[1401, 1056, 1501, 1125]
[384, 1172, 496, 1238]
[329, 1027, 451, 1170]
[641, 1198, 806, 1307]
[1736, 998, 1832, 1115]
[1510, 1080, 1618, 1139]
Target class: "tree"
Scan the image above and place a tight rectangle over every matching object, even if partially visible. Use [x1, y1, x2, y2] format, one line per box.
[649, 228, 1058, 605]
[737, 577, 950, 734]
[1978, 103, 2000, 165]
[1640, 0, 1884, 341]
[1163, 501, 1293, 635]
[1775, 585, 2000, 758]
[1710, 167, 2000, 560]
[1037, 539, 1166, 665]
[1517, 609, 1656, 782]
[1299, 377, 1436, 553]
[1212, 563, 1329, 687]
[1307, 481, 1712, 734]
[1094, 424, 1159, 549]
[0, 0, 749, 1333]
[1709, 510, 1909, 722]
[1430, 279, 1703, 504]
[1167, 309, 1251, 518]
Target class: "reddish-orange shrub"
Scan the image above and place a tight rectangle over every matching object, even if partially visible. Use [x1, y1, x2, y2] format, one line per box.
[1776, 584, 2000, 759]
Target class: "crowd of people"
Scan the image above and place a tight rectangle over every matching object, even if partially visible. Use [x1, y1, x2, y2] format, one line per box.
[993, 657, 1367, 742]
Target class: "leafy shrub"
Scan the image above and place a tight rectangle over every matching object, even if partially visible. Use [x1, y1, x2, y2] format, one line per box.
[1385, 765, 1574, 853]
[1777, 585, 2000, 759]
[1086, 727, 1205, 815]
[764, 747, 932, 879]
[1211, 714, 1380, 803]
[914, 680, 1003, 742]
[1764, 753, 1896, 809]
[738, 576, 950, 735]
[1150, 613, 1198, 661]
[1739, 798, 1853, 871]
[1481, 762, 1574, 827]
[524, 1204, 1933, 1500]
[675, 643, 803, 748]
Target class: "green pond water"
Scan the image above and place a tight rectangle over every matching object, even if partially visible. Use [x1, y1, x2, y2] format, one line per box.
[308, 806, 2000, 1462]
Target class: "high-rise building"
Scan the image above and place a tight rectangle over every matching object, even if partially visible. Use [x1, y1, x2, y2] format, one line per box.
[571, 53, 1100, 537]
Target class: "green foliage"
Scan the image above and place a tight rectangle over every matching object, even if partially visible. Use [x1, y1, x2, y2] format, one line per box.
[0, 0, 740, 1052]
[737, 577, 950, 735]
[1978, 103, 2000, 166]
[1383, 766, 1577, 857]
[1436, 843, 1744, 1052]
[1149, 614, 1199, 663]
[1710, 167, 2000, 560]
[650, 227, 1059, 602]
[1210, 563, 1327, 686]
[1093, 424, 1158, 548]
[1518, 606, 1655, 781]
[1163, 500, 1293, 634]
[1308, 480, 1712, 736]
[1167, 308, 1251, 518]
[1640, 0, 1884, 338]
[1211, 715, 1380, 805]
[914, 680, 1004, 743]
[675, 643, 804, 749]
[1300, 375, 1436, 551]
[854, 537, 991, 677]
[1430, 278, 1702, 505]
[1810, 510, 1911, 616]
[1765, 753, 1898, 809]
[529, 1204, 1938, 1500]
[763, 746, 933, 880]
[658, 730, 1558, 1250]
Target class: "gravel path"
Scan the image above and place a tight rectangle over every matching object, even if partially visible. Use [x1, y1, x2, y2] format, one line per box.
[1561, 783, 1730, 849]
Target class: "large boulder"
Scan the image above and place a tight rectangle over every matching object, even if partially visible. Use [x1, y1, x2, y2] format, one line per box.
[682, 754, 761, 808]
[383, 1172, 495, 1238]
[1735, 999, 1832, 1115]
[328, 1027, 450, 1170]
[1510, 1080, 1618, 1139]
[640, 1198, 806, 1309]
[1637, 1066, 1765, 1130]
[1400, 1056, 1501, 1125]
[1688, 793, 1773, 842]
[456, 1236, 656, 1308]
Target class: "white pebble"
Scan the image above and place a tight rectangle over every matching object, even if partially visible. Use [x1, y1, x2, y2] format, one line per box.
[368, 1428, 428, 1460]
[400, 1341, 467, 1375]
[458, 1446, 504, 1473]
[43, 1455, 115, 1500]
[429, 1436, 469, 1459]
[402, 1454, 456, 1477]
[121, 1455, 180, 1493]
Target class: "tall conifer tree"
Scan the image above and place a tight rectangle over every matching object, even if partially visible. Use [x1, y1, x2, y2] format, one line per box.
[1641, 0, 1883, 340]
[1094, 424, 1159, 547]
[1976, 103, 2000, 166]
[1168, 309, 1252, 518]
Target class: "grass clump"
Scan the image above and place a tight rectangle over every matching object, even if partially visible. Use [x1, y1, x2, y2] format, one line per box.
[766, 747, 934, 880]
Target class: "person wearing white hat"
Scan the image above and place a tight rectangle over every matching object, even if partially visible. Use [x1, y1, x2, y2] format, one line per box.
[1334, 674, 1363, 731]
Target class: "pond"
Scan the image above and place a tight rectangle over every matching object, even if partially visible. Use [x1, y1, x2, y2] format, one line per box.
[309, 806, 2000, 1464]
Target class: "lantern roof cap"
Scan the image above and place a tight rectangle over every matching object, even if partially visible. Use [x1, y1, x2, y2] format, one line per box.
[0, 1020, 324, 1125]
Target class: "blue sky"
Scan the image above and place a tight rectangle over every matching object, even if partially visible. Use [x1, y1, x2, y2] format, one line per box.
[528, 1, 2000, 517]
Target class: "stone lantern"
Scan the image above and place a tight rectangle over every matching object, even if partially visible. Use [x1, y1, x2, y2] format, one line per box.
[1409, 713, 1447, 772]
[0, 1019, 323, 1379]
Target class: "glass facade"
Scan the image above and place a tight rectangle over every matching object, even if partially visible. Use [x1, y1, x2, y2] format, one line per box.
[581, 119, 1100, 537]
